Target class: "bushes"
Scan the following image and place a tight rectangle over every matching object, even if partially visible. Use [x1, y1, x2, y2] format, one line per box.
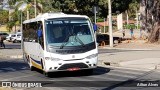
[124, 24, 140, 29]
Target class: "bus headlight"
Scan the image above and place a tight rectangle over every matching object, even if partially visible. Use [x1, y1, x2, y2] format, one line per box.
[85, 53, 98, 59]
[45, 57, 61, 61]
[45, 57, 50, 60]
[51, 58, 61, 61]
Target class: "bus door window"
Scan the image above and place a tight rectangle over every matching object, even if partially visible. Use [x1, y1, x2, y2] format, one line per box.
[37, 23, 44, 49]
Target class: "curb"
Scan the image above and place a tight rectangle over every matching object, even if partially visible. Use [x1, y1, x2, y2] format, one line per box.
[0, 55, 23, 59]
[97, 62, 151, 72]
[101, 65, 152, 72]
[98, 47, 153, 51]
[9, 55, 23, 59]
[102, 61, 160, 71]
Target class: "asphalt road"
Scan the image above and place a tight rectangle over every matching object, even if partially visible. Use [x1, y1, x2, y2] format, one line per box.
[1, 58, 160, 90]
[3, 42, 21, 49]
[1, 42, 160, 90]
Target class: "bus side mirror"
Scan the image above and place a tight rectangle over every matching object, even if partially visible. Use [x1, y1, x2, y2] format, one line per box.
[93, 24, 98, 32]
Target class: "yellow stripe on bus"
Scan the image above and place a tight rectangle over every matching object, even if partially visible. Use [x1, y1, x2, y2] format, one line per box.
[31, 60, 42, 70]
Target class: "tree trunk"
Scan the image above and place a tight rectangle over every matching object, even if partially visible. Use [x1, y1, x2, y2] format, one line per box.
[140, 0, 149, 39]
[27, 9, 29, 20]
[15, 25, 16, 33]
[148, 22, 160, 43]
[140, 0, 160, 43]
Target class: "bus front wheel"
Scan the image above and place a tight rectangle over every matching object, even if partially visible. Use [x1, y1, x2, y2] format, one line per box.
[30, 66, 34, 71]
[43, 71, 50, 77]
[28, 56, 34, 71]
[84, 69, 93, 75]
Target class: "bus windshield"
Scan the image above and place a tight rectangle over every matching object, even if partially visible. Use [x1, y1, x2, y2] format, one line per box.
[45, 18, 94, 47]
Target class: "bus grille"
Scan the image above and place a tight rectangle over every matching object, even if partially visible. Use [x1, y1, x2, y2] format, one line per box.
[48, 42, 96, 54]
[56, 49, 87, 54]
[58, 63, 88, 70]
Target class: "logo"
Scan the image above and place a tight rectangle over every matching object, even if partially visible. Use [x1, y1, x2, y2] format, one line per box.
[2, 82, 11, 87]
[72, 55, 75, 58]
[1, 82, 42, 88]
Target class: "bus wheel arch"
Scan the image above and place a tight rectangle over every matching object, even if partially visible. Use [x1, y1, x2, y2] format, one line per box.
[28, 55, 34, 71]
[41, 59, 49, 77]
[41, 59, 44, 70]
[27, 55, 30, 63]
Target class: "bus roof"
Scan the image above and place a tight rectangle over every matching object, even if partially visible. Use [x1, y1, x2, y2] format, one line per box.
[23, 13, 89, 24]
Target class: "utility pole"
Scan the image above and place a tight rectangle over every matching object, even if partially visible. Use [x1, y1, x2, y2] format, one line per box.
[108, 0, 113, 47]
[126, 10, 129, 29]
[18, 3, 27, 61]
[34, 0, 37, 18]
[136, 9, 139, 29]
[20, 11, 23, 49]
[104, 18, 106, 33]
[94, 6, 97, 24]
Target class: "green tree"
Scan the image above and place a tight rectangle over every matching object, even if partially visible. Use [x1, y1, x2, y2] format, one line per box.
[0, 10, 9, 25]
[6, 0, 45, 32]
[6, 21, 15, 32]
[127, 0, 140, 19]
[9, 0, 44, 19]
[6, 0, 143, 36]
[48, 0, 133, 18]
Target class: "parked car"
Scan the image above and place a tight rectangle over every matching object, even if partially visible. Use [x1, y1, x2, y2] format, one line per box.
[96, 34, 122, 46]
[6, 34, 14, 42]
[10, 34, 17, 42]
[15, 34, 22, 43]
[0, 32, 9, 40]
[11, 33, 22, 43]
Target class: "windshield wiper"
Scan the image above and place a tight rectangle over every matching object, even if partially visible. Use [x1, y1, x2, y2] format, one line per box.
[75, 36, 85, 47]
[60, 33, 85, 49]
[60, 34, 71, 49]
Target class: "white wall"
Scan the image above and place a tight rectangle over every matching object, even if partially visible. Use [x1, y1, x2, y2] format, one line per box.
[117, 13, 123, 31]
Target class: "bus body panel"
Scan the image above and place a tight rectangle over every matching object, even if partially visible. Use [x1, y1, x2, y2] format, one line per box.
[24, 42, 44, 70]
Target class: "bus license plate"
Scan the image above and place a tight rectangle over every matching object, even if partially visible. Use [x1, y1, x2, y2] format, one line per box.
[67, 67, 80, 71]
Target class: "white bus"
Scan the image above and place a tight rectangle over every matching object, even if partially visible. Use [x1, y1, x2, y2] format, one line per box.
[22, 13, 98, 76]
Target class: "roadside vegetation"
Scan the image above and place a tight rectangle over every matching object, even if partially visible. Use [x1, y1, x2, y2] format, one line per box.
[0, 0, 159, 43]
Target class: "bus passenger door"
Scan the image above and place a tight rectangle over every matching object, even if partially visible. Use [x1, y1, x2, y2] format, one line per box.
[37, 28, 44, 67]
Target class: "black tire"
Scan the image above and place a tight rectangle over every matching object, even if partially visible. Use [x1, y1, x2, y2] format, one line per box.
[85, 69, 93, 75]
[28, 56, 34, 71]
[41, 60, 44, 69]
[15, 40, 18, 43]
[43, 71, 50, 77]
[30, 66, 34, 71]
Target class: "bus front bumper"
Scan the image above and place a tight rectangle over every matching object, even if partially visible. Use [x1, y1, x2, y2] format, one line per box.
[44, 57, 98, 73]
